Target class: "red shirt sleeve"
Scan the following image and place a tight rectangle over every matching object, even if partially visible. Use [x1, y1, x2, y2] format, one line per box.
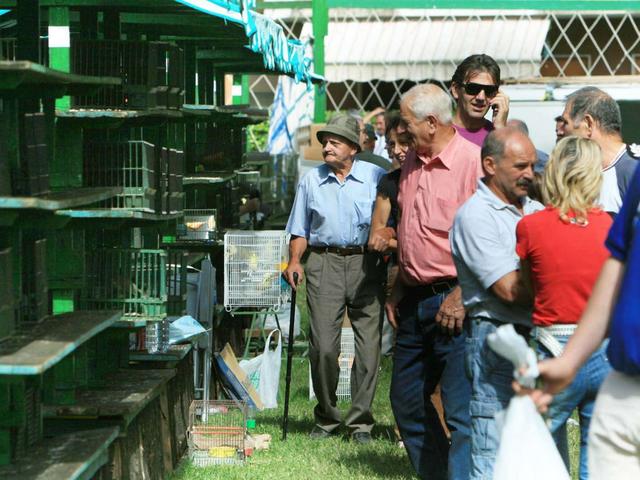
[515, 218, 529, 259]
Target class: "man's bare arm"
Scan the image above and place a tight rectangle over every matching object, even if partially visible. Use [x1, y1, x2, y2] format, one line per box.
[490, 270, 532, 305]
[283, 235, 308, 289]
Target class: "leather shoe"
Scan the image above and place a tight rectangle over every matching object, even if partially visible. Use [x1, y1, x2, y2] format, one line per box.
[351, 432, 372, 444]
[309, 426, 332, 439]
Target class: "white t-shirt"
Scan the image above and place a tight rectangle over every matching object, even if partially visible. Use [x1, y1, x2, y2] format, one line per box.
[373, 135, 390, 161]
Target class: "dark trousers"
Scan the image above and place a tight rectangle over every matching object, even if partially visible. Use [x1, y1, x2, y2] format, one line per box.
[390, 286, 472, 480]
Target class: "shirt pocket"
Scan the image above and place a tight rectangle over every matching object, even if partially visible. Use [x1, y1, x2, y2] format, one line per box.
[352, 200, 373, 244]
[421, 195, 459, 234]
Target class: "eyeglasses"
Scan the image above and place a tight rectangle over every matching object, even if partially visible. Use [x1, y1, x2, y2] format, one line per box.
[461, 82, 499, 98]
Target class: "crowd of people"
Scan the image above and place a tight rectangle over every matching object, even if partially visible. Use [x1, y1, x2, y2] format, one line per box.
[283, 53, 640, 480]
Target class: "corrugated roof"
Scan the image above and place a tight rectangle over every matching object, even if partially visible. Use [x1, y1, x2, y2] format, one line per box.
[304, 16, 549, 82]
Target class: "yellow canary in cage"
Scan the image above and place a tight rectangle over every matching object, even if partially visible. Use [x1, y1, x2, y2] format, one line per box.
[248, 252, 259, 271]
[280, 261, 288, 272]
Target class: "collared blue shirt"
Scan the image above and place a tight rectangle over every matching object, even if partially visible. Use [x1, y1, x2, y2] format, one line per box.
[451, 180, 543, 326]
[286, 160, 386, 247]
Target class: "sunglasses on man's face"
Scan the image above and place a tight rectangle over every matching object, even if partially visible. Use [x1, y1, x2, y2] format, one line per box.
[461, 82, 499, 98]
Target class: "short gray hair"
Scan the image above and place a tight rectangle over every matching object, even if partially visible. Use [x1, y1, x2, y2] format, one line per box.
[566, 87, 621, 135]
[401, 84, 453, 124]
[481, 129, 506, 162]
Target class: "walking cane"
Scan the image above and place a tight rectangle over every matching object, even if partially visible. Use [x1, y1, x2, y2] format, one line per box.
[282, 272, 298, 441]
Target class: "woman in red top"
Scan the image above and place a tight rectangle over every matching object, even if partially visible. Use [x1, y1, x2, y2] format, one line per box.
[516, 136, 612, 480]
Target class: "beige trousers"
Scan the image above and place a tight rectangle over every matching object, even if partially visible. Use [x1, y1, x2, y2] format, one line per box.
[589, 370, 640, 479]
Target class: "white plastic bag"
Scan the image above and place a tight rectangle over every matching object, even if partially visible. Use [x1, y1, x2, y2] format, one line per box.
[488, 324, 570, 480]
[239, 329, 282, 409]
[493, 396, 570, 480]
[263, 303, 300, 341]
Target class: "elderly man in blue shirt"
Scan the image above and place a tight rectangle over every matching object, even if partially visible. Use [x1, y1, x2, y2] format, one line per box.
[284, 114, 386, 444]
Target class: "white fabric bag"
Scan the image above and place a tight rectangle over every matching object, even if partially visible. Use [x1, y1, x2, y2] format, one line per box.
[239, 329, 282, 409]
[488, 324, 570, 480]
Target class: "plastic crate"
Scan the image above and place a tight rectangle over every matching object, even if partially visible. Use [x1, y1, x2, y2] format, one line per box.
[82, 248, 186, 322]
[19, 239, 49, 327]
[84, 140, 157, 212]
[0, 248, 15, 341]
[309, 327, 354, 401]
[71, 40, 183, 110]
[188, 400, 246, 467]
[0, 377, 42, 466]
[223, 231, 289, 311]
[177, 209, 218, 242]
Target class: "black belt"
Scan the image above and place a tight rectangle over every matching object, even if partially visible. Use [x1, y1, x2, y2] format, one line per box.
[308, 245, 367, 256]
[407, 279, 457, 298]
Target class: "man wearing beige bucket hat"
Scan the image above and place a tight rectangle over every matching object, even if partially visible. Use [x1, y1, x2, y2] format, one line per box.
[284, 114, 387, 443]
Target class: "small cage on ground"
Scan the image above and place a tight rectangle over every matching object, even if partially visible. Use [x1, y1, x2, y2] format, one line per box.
[223, 230, 290, 311]
[310, 327, 355, 401]
[188, 400, 247, 467]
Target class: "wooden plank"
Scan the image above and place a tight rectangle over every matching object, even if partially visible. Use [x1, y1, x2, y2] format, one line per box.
[0, 311, 121, 375]
[43, 369, 176, 427]
[55, 209, 184, 221]
[0, 61, 121, 94]
[130, 344, 193, 363]
[0, 187, 121, 211]
[0, 427, 119, 480]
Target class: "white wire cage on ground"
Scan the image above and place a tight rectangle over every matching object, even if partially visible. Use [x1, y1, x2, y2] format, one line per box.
[310, 327, 355, 401]
[224, 230, 290, 311]
[188, 400, 247, 467]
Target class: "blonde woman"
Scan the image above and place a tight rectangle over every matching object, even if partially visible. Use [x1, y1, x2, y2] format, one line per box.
[515, 136, 612, 480]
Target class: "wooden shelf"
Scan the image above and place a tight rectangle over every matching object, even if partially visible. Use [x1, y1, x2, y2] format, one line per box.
[43, 368, 176, 427]
[183, 173, 235, 185]
[0, 61, 121, 97]
[0, 187, 121, 211]
[0, 311, 121, 375]
[130, 344, 193, 363]
[55, 209, 183, 222]
[57, 107, 186, 128]
[0, 427, 119, 480]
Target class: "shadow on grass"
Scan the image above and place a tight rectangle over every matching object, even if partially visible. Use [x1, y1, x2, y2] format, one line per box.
[335, 446, 415, 478]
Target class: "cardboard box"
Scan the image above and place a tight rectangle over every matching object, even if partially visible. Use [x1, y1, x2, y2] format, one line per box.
[214, 343, 264, 410]
[301, 145, 324, 162]
[308, 124, 327, 149]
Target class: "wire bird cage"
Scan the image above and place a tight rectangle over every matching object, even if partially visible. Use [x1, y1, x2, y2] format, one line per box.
[83, 248, 186, 322]
[84, 140, 157, 212]
[224, 231, 290, 311]
[310, 327, 355, 401]
[188, 400, 247, 467]
[177, 209, 218, 242]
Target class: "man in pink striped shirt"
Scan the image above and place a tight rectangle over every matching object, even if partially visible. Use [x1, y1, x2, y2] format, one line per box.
[387, 83, 482, 480]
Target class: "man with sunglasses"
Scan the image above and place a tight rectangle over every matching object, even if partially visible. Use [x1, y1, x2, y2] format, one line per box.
[450, 54, 510, 147]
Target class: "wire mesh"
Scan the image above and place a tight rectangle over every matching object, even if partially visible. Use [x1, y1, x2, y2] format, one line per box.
[84, 140, 157, 212]
[223, 231, 290, 311]
[83, 248, 186, 322]
[71, 40, 183, 109]
[309, 327, 355, 401]
[177, 209, 218, 242]
[188, 400, 247, 467]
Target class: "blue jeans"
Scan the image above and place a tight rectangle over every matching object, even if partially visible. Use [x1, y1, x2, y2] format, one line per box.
[390, 288, 471, 480]
[466, 318, 520, 480]
[536, 335, 611, 480]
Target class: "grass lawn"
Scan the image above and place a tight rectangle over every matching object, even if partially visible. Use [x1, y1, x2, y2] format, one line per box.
[170, 355, 415, 480]
[170, 282, 581, 480]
